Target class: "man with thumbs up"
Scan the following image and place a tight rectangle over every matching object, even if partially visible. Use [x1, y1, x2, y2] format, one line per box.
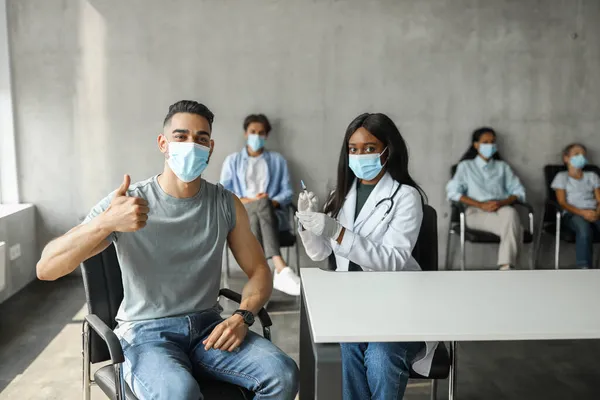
[36, 100, 299, 400]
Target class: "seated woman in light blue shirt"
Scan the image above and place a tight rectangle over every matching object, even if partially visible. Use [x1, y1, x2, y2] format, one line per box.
[446, 127, 527, 270]
[551, 143, 600, 268]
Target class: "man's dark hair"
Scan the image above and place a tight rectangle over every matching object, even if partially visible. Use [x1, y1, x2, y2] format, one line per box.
[243, 114, 272, 134]
[163, 100, 214, 128]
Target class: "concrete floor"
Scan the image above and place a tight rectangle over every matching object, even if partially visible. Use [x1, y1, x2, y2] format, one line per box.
[1, 271, 600, 399]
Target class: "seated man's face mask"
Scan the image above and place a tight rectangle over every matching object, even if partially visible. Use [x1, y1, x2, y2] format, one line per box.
[167, 141, 210, 183]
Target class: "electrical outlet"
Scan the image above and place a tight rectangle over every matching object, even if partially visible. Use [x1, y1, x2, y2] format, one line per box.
[9, 244, 21, 261]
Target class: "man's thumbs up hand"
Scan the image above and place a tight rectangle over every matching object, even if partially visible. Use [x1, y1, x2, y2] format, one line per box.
[114, 174, 131, 197]
[102, 175, 149, 232]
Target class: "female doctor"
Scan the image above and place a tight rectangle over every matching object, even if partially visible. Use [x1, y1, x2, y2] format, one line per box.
[296, 113, 438, 400]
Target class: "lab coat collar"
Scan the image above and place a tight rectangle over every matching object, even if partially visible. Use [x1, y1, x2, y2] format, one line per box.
[353, 172, 395, 228]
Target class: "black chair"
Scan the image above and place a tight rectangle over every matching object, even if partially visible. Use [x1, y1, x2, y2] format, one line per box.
[445, 165, 535, 270]
[327, 205, 453, 399]
[225, 204, 300, 278]
[536, 164, 600, 269]
[81, 244, 274, 400]
[409, 205, 454, 400]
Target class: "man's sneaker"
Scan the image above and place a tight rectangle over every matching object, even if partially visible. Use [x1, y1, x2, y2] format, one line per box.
[273, 267, 301, 296]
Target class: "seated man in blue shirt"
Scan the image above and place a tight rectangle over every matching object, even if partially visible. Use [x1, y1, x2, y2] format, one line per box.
[220, 114, 300, 296]
[446, 127, 527, 270]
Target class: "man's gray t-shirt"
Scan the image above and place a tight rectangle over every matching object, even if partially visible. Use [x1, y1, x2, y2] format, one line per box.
[83, 176, 236, 323]
[551, 171, 600, 210]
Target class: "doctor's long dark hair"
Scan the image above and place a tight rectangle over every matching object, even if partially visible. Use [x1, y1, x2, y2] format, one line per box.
[324, 113, 427, 218]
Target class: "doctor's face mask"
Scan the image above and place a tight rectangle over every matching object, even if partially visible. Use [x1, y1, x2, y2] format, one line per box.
[347, 127, 388, 181]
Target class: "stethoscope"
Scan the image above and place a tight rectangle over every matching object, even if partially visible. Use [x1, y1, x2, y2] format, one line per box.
[366, 182, 402, 223]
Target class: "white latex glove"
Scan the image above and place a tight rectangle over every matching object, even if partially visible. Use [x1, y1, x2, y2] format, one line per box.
[298, 191, 319, 212]
[296, 211, 343, 240]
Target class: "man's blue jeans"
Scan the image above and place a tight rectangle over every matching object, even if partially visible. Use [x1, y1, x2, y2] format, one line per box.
[564, 213, 600, 268]
[115, 308, 299, 400]
[340, 341, 422, 400]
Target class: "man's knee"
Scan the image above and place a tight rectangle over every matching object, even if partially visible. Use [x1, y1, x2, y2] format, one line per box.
[256, 197, 273, 210]
[129, 368, 201, 400]
[260, 352, 299, 398]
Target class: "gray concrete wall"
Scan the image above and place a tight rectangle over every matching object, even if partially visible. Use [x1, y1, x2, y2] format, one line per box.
[0, 205, 37, 304]
[7, 0, 600, 269]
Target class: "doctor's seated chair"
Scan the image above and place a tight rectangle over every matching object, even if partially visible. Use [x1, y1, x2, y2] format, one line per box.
[409, 205, 454, 400]
[445, 165, 535, 270]
[224, 204, 300, 280]
[327, 204, 454, 399]
[81, 244, 274, 400]
[536, 164, 600, 269]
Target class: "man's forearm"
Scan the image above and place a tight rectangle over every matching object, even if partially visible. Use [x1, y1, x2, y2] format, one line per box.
[239, 267, 273, 315]
[37, 217, 111, 281]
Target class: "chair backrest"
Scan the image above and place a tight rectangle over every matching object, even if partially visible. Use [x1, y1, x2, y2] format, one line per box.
[449, 165, 460, 224]
[327, 204, 438, 272]
[542, 164, 600, 223]
[413, 205, 439, 271]
[80, 244, 124, 363]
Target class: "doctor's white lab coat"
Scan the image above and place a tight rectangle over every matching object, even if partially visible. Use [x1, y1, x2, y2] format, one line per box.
[298, 172, 438, 376]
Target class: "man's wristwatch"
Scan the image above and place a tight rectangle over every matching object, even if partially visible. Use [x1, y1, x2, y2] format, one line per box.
[233, 309, 255, 327]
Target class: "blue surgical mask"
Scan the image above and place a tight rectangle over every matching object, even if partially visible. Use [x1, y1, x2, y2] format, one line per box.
[349, 148, 388, 181]
[247, 134, 266, 152]
[167, 142, 210, 183]
[570, 154, 587, 169]
[479, 143, 497, 159]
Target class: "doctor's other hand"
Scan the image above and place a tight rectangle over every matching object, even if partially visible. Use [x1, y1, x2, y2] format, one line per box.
[296, 211, 342, 239]
[298, 191, 319, 212]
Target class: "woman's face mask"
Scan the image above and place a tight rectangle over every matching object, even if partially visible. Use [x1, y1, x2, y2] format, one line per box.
[349, 147, 388, 181]
[478, 143, 497, 159]
[167, 142, 210, 183]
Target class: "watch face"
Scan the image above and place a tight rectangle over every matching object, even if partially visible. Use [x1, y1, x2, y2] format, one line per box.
[236, 310, 254, 326]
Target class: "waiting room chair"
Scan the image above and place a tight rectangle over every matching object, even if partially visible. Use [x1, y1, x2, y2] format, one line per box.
[327, 204, 454, 400]
[536, 164, 600, 269]
[81, 244, 274, 400]
[225, 204, 300, 277]
[445, 165, 535, 270]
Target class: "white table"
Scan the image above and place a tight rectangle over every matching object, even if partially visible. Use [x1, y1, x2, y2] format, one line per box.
[299, 268, 600, 399]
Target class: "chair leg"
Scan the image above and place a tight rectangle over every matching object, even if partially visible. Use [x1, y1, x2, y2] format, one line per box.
[430, 379, 438, 400]
[449, 341, 457, 400]
[444, 228, 453, 271]
[533, 211, 546, 270]
[82, 321, 91, 400]
[555, 212, 561, 270]
[528, 213, 535, 270]
[460, 213, 466, 271]
[114, 363, 126, 400]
